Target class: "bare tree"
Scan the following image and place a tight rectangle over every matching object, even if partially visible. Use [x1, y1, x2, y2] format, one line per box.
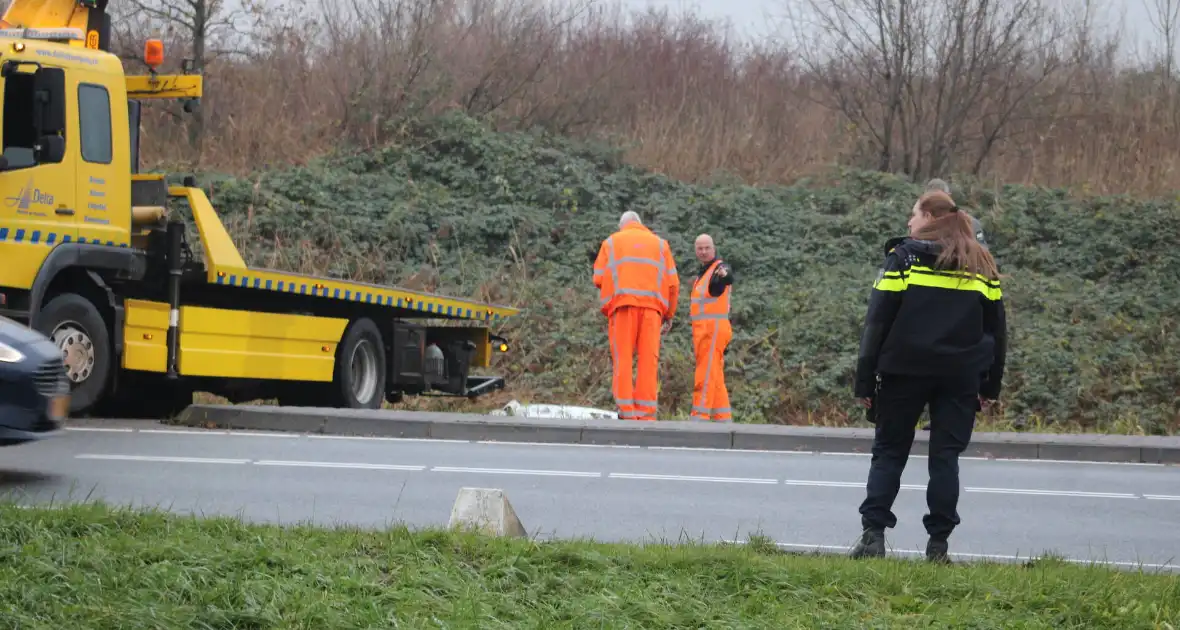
[318, 0, 452, 146]
[786, 0, 1070, 180]
[317, 0, 595, 147]
[112, 0, 270, 153]
[1145, 0, 1180, 80]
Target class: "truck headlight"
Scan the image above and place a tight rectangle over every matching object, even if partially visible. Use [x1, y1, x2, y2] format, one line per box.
[0, 340, 25, 363]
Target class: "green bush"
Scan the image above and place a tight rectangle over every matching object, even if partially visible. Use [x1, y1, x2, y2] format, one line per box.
[197, 112, 1180, 434]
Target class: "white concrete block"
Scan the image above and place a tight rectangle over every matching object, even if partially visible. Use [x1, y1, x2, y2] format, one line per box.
[447, 487, 527, 537]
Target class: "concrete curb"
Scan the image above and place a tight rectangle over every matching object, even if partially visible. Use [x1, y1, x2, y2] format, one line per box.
[171, 404, 1180, 465]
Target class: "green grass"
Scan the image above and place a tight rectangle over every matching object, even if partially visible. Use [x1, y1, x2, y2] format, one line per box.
[1, 503, 1178, 628]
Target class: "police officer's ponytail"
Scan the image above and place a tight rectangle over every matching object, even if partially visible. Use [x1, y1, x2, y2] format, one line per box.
[911, 191, 1000, 281]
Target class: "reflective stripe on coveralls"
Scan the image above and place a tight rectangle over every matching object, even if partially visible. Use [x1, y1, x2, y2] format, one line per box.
[592, 224, 679, 420]
[690, 259, 731, 421]
[608, 306, 663, 419]
[594, 234, 677, 313]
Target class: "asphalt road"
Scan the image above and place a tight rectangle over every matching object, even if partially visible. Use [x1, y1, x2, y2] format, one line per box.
[2, 422, 1178, 570]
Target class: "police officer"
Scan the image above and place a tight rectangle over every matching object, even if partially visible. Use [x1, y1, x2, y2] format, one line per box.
[850, 190, 1008, 563]
[883, 179, 993, 433]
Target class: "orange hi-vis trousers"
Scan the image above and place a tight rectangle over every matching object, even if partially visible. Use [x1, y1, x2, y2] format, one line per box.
[608, 305, 663, 421]
[691, 317, 732, 421]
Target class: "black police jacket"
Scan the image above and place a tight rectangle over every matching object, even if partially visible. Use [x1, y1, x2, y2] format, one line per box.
[854, 238, 1008, 400]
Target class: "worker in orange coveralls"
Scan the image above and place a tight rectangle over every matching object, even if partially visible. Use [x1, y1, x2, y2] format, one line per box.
[689, 234, 733, 422]
[593, 211, 680, 421]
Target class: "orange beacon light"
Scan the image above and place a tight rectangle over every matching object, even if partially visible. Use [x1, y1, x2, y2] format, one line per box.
[144, 38, 164, 69]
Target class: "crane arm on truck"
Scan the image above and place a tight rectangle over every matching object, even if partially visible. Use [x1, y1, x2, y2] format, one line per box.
[0, 0, 112, 49]
[1, 0, 203, 104]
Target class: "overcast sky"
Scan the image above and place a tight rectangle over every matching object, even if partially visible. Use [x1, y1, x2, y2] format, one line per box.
[625, 0, 1173, 64]
[2, 0, 1169, 67]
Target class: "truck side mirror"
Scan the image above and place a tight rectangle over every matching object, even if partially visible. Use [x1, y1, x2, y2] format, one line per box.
[35, 135, 64, 164]
[32, 67, 65, 136]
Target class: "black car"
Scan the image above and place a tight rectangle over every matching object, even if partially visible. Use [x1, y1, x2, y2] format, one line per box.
[0, 315, 69, 446]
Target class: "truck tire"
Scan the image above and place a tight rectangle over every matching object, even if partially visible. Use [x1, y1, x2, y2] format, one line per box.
[332, 317, 386, 409]
[35, 292, 112, 416]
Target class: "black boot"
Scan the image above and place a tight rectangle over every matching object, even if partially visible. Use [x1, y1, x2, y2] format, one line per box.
[849, 529, 886, 559]
[926, 537, 950, 563]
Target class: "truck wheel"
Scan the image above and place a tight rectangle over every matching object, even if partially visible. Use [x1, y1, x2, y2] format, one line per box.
[35, 293, 111, 415]
[332, 317, 386, 409]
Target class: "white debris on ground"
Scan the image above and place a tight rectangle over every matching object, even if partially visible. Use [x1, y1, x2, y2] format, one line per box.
[490, 399, 619, 421]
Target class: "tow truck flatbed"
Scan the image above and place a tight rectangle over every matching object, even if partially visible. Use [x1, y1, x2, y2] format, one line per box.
[175, 180, 519, 324]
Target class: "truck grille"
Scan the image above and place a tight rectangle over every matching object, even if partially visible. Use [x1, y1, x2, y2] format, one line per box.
[33, 359, 68, 398]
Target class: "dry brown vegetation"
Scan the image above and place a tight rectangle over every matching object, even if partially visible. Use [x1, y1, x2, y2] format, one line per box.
[91, 0, 1180, 196]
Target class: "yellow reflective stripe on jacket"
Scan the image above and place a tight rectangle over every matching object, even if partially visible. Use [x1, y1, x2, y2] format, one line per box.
[873, 270, 908, 292]
[873, 266, 1002, 300]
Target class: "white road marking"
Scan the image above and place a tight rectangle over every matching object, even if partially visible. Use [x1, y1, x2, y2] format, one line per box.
[60, 426, 1176, 468]
[784, 479, 863, 489]
[477, 440, 640, 449]
[648, 446, 800, 454]
[75, 454, 250, 465]
[720, 539, 1180, 571]
[966, 486, 1137, 499]
[139, 429, 226, 436]
[782, 480, 1147, 499]
[610, 472, 778, 485]
[256, 460, 425, 471]
[308, 435, 469, 444]
[432, 466, 601, 478]
[646, 446, 1171, 467]
[966, 456, 1167, 468]
[64, 452, 1176, 501]
[783, 479, 929, 491]
[142, 429, 303, 439]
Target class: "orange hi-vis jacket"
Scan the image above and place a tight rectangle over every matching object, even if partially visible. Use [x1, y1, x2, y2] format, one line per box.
[690, 258, 732, 421]
[593, 223, 679, 320]
[690, 259, 731, 323]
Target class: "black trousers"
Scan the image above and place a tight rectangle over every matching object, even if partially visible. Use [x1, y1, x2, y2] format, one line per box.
[858, 371, 978, 540]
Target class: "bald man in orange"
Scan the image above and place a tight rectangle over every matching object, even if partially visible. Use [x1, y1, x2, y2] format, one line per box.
[690, 233, 733, 421]
[593, 211, 680, 421]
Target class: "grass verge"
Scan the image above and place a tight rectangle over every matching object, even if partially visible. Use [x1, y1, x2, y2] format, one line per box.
[1, 503, 1178, 628]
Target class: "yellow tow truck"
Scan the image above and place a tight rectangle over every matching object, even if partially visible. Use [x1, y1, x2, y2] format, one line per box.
[0, 0, 519, 418]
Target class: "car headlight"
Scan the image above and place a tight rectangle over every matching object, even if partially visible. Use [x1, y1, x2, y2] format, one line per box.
[0, 340, 25, 364]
